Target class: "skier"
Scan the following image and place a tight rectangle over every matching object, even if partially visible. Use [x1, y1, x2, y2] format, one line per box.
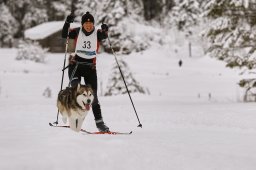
[62, 12, 110, 132]
[178, 59, 183, 67]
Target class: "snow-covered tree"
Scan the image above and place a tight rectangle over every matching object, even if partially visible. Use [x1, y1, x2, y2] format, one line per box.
[161, 0, 175, 16]
[46, 0, 71, 21]
[239, 78, 256, 102]
[16, 40, 48, 63]
[4, 0, 69, 39]
[22, 8, 48, 29]
[5, 0, 50, 38]
[164, 0, 202, 35]
[201, 0, 256, 98]
[202, 0, 256, 67]
[6, 0, 31, 37]
[104, 59, 146, 96]
[75, 0, 99, 17]
[0, 3, 18, 47]
[142, 0, 164, 21]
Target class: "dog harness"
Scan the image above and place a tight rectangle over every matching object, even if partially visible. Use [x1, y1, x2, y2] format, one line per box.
[75, 27, 98, 59]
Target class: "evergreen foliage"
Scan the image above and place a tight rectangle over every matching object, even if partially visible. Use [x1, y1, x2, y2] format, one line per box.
[3, 0, 70, 39]
[164, 0, 201, 33]
[0, 3, 17, 47]
[201, 0, 256, 94]
[104, 59, 146, 96]
[16, 40, 48, 63]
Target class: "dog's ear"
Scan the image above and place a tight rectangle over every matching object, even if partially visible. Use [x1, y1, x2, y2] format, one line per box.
[76, 83, 81, 92]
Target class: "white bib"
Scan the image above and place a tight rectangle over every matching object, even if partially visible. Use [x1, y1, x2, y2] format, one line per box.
[75, 27, 97, 59]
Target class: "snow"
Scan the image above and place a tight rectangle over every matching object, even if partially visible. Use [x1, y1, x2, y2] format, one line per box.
[24, 21, 80, 40]
[0, 45, 256, 170]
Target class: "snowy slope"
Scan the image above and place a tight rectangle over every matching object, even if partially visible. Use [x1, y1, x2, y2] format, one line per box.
[0, 47, 256, 170]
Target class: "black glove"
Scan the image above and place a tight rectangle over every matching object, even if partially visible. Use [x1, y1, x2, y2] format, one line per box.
[66, 14, 75, 23]
[101, 24, 108, 32]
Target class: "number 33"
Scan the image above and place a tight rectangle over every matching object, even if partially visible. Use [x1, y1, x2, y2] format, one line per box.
[82, 41, 91, 49]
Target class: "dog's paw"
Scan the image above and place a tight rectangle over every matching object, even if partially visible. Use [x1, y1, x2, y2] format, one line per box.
[62, 117, 67, 124]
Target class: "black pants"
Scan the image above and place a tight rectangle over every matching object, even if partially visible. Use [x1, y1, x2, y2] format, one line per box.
[68, 56, 102, 121]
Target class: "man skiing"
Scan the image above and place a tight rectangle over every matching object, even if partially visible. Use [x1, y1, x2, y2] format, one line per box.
[61, 12, 110, 132]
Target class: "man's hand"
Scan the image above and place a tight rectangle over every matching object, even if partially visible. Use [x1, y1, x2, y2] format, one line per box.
[101, 24, 108, 32]
[66, 14, 75, 23]
[68, 54, 76, 65]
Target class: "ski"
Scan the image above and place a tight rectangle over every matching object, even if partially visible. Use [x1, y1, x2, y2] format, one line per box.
[49, 123, 132, 135]
[80, 129, 132, 135]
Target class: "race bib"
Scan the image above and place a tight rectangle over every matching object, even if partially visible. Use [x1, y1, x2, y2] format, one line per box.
[75, 28, 97, 59]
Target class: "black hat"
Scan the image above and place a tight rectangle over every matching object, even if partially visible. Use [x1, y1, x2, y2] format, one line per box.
[81, 12, 94, 24]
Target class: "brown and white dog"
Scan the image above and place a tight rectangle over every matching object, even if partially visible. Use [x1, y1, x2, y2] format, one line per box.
[57, 84, 94, 132]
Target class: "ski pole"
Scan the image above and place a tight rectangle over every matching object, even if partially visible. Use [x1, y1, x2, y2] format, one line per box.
[49, 31, 70, 126]
[50, 4, 74, 126]
[107, 37, 142, 128]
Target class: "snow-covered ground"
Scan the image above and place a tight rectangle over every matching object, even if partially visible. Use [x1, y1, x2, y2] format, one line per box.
[0, 46, 256, 170]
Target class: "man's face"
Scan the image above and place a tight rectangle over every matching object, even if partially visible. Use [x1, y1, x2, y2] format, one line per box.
[83, 22, 94, 32]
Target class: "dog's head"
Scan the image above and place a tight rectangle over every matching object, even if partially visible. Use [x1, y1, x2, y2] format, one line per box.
[75, 84, 94, 111]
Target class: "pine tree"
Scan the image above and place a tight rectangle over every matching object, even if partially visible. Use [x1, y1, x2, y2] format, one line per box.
[75, 0, 99, 17]
[104, 59, 146, 96]
[5, 0, 69, 37]
[22, 7, 48, 30]
[142, 0, 164, 20]
[46, 0, 71, 21]
[6, 0, 31, 38]
[5, 0, 49, 38]
[239, 79, 256, 102]
[99, 0, 143, 54]
[202, 0, 256, 99]
[163, 0, 176, 14]
[16, 40, 48, 63]
[164, 0, 202, 35]
[0, 3, 18, 47]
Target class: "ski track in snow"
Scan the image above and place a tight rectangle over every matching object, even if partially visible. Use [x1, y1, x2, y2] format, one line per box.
[0, 48, 256, 170]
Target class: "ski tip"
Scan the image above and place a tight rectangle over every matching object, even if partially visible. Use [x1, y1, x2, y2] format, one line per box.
[129, 131, 133, 134]
[49, 121, 58, 127]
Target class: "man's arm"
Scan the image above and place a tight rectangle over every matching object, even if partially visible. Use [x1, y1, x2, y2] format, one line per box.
[62, 22, 70, 38]
[62, 22, 79, 39]
[97, 30, 108, 41]
[97, 23, 109, 41]
[61, 14, 79, 39]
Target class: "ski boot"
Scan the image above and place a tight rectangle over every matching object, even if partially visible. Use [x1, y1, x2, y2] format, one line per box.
[95, 119, 110, 132]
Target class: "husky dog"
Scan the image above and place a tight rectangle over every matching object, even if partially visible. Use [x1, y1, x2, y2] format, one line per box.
[57, 84, 94, 132]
